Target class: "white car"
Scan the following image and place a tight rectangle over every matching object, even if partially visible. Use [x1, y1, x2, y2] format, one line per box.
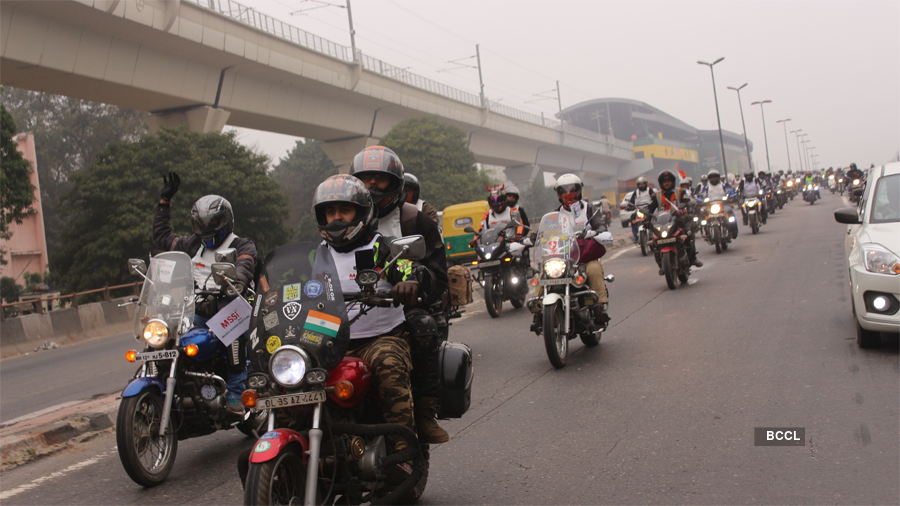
[619, 191, 635, 228]
[834, 161, 900, 347]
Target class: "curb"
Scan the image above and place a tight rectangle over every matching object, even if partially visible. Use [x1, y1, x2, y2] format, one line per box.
[1, 394, 120, 469]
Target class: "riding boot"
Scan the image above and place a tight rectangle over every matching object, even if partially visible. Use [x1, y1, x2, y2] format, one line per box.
[414, 396, 449, 444]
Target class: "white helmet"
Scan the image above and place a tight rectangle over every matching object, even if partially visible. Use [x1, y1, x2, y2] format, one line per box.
[555, 173, 583, 207]
[681, 176, 693, 186]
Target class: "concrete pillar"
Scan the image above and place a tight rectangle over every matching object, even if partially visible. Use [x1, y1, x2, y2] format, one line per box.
[320, 136, 380, 174]
[144, 106, 231, 134]
[505, 164, 543, 191]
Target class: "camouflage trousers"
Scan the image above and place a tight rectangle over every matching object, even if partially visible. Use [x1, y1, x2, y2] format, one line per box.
[347, 335, 416, 440]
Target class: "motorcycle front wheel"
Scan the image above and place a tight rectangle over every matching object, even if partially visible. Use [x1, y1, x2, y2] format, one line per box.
[712, 226, 722, 254]
[750, 214, 759, 234]
[244, 446, 314, 506]
[509, 283, 526, 309]
[639, 231, 648, 256]
[663, 251, 678, 290]
[116, 390, 178, 487]
[483, 273, 503, 318]
[543, 302, 567, 369]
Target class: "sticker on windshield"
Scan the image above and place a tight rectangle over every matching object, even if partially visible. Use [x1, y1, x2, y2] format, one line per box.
[254, 441, 271, 453]
[301, 331, 324, 347]
[259, 431, 279, 440]
[263, 312, 279, 330]
[259, 275, 269, 293]
[150, 258, 176, 283]
[323, 274, 336, 301]
[250, 328, 259, 349]
[283, 301, 302, 321]
[266, 335, 281, 354]
[283, 283, 301, 302]
[253, 295, 262, 317]
[304, 280, 323, 298]
[265, 291, 278, 306]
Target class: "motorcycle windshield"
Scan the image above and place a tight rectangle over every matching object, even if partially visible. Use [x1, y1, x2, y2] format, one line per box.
[534, 212, 579, 265]
[134, 251, 195, 339]
[251, 242, 350, 372]
[652, 211, 676, 232]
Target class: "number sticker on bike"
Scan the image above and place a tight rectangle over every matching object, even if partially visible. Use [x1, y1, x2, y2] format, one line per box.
[256, 391, 326, 410]
[134, 349, 179, 362]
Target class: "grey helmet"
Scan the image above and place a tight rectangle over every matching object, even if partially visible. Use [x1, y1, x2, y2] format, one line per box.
[191, 195, 234, 249]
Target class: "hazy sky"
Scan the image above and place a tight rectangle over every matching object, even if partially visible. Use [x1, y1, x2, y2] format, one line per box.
[229, 0, 900, 172]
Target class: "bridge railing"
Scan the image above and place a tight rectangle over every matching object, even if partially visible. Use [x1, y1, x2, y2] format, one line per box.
[359, 54, 482, 107]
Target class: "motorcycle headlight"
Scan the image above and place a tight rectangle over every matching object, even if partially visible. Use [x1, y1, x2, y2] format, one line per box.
[853, 179, 860, 185]
[636, 210, 644, 218]
[270, 345, 310, 388]
[829, 175, 834, 179]
[142, 319, 169, 348]
[543, 259, 567, 279]
[862, 244, 900, 275]
[747, 200, 756, 207]
[787, 181, 793, 187]
[661, 231, 668, 238]
[710, 204, 721, 215]
[484, 252, 492, 260]
[838, 178, 843, 182]
[758, 190, 763, 195]
[703, 198, 710, 202]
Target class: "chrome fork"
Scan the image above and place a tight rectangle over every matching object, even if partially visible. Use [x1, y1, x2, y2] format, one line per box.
[305, 403, 324, 506]
[159, 357, 178, 436]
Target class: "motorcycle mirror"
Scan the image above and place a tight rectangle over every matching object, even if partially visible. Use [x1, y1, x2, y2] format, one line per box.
[389, 235, 426, 261]
[463, 226, 475, 234]
[833, 207, 861, 225]
[127, 259, 148, 276]
[212, 263, 243, 296]
[853, 188, 864, 197]
[522, 238, 534, 247]
[604, 274, 615, 283]
[214, 248, 237, 263]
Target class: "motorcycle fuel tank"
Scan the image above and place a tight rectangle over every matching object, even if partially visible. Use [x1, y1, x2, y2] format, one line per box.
[180, 328, 220, 362]
[326, 357, 372, 407]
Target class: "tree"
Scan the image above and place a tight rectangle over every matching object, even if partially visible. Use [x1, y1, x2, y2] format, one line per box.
[0, 105, 37, 265]
[52, 127, 291, 293]
[380, 115, 496, 211]
[1, 87, 147, 264]
[1, 276, 22, 303]
[520, 173, 559, 220]
[269, 139, 338, 241]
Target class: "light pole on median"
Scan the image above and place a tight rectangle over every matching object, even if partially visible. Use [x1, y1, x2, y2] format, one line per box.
[750, 100, 773, 173]
[776, 119, 792, 172]
[727, 83, 753, 172]
[799, 134, 809, 172]
[698, 57, 728, 178]
[791, 129, 804, 172]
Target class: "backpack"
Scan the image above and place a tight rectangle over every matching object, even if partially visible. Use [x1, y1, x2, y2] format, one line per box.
[447, 265, 473, 306]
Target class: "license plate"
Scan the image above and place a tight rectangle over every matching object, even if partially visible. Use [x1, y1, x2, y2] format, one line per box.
[477, 260, 500, 268]
[748, 210, 756, 215]
[256, 391, 326, 410]
[539, 278, 571, 286]
[135, 349, 179, 362]
[656, 238, 676, 244]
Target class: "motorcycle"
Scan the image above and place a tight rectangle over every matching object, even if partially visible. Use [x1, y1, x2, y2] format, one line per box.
[699, 197, 733, 254]
[837, 177, 845, 196]
[848, 178, 864, 203]
[526, 212, 614, 369]
[626, 204, 652, 257]
[742, 195, 764, 234]
[465, 221, 530, 318]
[785, 179, 796, 200]
[117, 249, 266, 487]
[828, 174, 836, 194]
[764, 185, 777, 215]
[775, 183, 787, 209]
[648, 208, 693, 289]
[240, 237, 473, 506]
[803, 183, 818, 205]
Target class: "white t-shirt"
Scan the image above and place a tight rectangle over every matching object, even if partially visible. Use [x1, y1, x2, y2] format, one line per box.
[191, 233, 237, 291]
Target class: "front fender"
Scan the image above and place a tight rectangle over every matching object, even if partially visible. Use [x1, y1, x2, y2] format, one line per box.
[542, 293, 564, 307]
[121, 377, 166, 398]
[249, 429, 309, 464]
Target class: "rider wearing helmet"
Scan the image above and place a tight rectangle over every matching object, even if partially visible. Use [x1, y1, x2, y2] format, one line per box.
[554, 174, 609, 307]
[846, 162, 864, 181]
[312, 174, 436, 456]
[627, 176, 656, 242]
[696, 174, 708, 196]
[402, 173, 439, 223]
[739, 169, 768, 224]
[350, 147, 450, 444]
[504, 184, 531, 228]
[699, 169, 739, 239]
[680, 176, 694, 198]
[154, 173, 259, 417]
[646, 170, 703, 272]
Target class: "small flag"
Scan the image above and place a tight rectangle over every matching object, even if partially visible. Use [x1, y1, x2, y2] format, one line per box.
[677, 164, 686, 179]
[303, 310, 341, 338]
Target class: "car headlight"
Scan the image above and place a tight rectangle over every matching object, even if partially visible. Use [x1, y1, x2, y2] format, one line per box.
[142, 319, 169, 348]
[270, 345, 310, 387]
[862, 244, 900, 275]
[710, 204, 721, 215]
[543, 259, 567, 279]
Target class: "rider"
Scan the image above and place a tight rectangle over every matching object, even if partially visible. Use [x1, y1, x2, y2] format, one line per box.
[680, 176, 694, 198]
[312, 174, 436, 456]
[402, 173, 439, 223]
[699, 169, 738, 239]
[738, 169, 768, 224]
[695, 174, 707, 196]
[645, 170, 703, 273]
[555, 174, 609, 307]
[846, 162, 865, 183]
[350, 146, 450, 445]
[473, 184, 527, 239]
[153, 172, 258, 417]
[627, 176, 656, 243]
[504, 185, 531, 229]
[803, 171, 821, 199]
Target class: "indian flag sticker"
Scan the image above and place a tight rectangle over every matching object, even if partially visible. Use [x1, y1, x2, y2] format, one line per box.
[303, 310, 341, 338]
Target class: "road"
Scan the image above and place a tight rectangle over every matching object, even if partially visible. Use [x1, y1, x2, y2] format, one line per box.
[1, 190, 897, 505]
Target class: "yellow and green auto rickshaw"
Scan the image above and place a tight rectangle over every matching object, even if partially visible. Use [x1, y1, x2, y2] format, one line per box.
[442, 200, 490, 266]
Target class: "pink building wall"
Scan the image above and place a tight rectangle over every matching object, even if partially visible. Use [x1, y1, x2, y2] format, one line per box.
[0, 132, 49, 282]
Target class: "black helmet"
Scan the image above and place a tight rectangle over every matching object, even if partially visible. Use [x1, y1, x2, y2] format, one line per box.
[850, 163, 857, 170]
[487, 184, 508, 213]
[758, 170, 766, 178]
[191, 195, 234, 249]
[350, 146, 405, 218]
[505, 184, 520, 206]
[312, 175, 377, 249]
[657, 170, 677, 188]
[403, 173, 420, 204]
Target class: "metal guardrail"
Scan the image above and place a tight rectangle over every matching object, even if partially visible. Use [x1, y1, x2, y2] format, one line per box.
[0, 282, 142, 321]
[189, 0, 627, 147]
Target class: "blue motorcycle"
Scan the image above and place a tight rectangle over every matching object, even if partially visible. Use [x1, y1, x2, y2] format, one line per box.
[116, 251, 265, 487]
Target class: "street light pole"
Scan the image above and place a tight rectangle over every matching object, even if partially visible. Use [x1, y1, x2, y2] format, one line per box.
[750, 100, 773, 173]
[698, 57, 728, 178]
[475, 44, 486, 107]
[345, 0, 358, 61]
[799, 134, 809, 172]
[727, 83, 752, 172]
[776, 119, 792, 172]
[791, 129, 804, 172]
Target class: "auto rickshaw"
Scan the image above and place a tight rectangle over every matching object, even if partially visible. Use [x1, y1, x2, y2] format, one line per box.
[442, 200, 490, 266]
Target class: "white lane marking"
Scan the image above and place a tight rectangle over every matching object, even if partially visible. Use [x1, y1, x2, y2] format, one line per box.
[0, 401, 83, 427]
[0, 449, 113, 500]
[606, 245, 636, 262]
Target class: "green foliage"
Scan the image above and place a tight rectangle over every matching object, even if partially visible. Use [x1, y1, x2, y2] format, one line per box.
[269, 139, 338, 241]
[52, 127, 291, 293]
[1, 276, 22, 303]
[380, 115, 496, 211]
[519, 174, 559, 219]
[1, 87, 147, 265]
[0, 105, 37, 264]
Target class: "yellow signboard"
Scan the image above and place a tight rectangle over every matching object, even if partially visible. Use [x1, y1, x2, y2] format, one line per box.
[633, 144, 698, 162]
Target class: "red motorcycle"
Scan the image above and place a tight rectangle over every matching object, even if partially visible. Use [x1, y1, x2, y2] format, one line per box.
[239, 238, 473, 505]
[647, 209, 692, 290]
